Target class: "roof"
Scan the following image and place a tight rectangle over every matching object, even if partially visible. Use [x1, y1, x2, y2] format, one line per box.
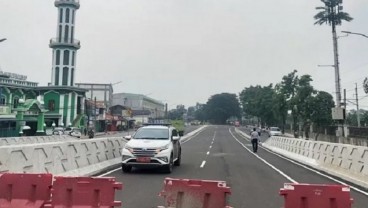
[16, 99, 48, 113]
[141, 125, 171, 130]
[36, 86, 88, 92]
[86, 100, 106, 108]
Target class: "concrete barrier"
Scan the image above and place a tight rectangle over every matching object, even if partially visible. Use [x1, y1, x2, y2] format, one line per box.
[0, 135, 77, 146]
[263, 136, 368, 189]
[0, 126, 207, 177]
[0, 137, 126, 176]
[235, 128, 368, 189]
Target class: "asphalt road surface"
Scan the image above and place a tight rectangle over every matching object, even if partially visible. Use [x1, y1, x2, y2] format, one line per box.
[102, 125, 368, 208]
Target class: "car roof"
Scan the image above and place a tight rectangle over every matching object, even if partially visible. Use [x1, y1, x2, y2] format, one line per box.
[140, 125, 171, 130]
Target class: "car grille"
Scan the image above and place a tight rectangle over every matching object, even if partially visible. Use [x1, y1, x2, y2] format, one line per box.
[132, 148, 156, 157]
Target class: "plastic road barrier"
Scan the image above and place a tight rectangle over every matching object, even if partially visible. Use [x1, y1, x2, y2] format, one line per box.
[46, 176, 123, 208]
[280, 183, 353, 208]
[0, 173, 53, 208]
[159, 177, 231, 208]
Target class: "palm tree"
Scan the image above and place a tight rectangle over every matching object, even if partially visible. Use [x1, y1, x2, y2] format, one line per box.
[314, 0, 353, 108]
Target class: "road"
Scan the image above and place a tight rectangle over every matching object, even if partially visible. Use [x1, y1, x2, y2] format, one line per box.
[103, 125, 368, 208]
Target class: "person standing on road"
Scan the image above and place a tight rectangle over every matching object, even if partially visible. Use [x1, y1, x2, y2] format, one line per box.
[250, 128, 260, 153]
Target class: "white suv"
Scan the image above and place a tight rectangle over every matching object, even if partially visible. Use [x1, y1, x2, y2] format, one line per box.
[121, 124, 182, 173]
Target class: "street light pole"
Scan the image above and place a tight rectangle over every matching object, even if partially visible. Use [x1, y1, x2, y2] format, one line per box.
[341, 31, 368, 39]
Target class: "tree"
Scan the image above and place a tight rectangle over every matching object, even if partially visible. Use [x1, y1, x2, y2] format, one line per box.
[273, 84, 288, 133]
[295, 75, 316, 138]
[239, 85, 277, 126]
[278, 70, 299, 137]
[186, 106, 196, 121]
[194, 103, 207, 122]
[168, 105, 187, 120]
[314, 0, 353, 107]
[205, 93, 241, 124]
[310, 91, 334, 140]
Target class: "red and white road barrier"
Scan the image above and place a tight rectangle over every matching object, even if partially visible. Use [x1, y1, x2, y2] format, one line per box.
[280, 183, 353, 208]
[159, 177, 232, 208]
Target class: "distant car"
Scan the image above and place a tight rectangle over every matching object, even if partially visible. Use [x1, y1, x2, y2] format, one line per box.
[53, 127, 65, 135]
[69, 128, 82, 138]
[269, 127, 282, 136]
[64, 127, 79, 135]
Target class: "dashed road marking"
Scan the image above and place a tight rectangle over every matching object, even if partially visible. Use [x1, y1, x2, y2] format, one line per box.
[207, 151, 210, 155]
[200, 161, 206, 168]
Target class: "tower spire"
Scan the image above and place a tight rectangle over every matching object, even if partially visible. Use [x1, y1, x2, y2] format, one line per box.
[50, 0, 80, 87]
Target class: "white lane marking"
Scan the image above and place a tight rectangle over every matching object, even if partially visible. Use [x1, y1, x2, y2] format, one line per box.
[229, 128, 298, 184]
[97, 167, 121, 177]
[200, 161, 206, 168]
[236, 130, 368, 196]
[207, 151, 210, 155]
[209, 145, 212, 149]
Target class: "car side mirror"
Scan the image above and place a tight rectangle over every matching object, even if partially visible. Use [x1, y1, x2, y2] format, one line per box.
[123, 135, 132, 140]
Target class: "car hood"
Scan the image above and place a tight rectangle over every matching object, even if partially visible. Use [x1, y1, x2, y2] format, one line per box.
[125, 139, 171, 148]
[270, 131, 282, 134]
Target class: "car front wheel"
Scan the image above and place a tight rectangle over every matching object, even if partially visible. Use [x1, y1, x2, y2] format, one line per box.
[163, 156, 173, 173]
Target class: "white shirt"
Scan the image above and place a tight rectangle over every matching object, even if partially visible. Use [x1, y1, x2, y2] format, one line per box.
[250, 131, 260, 140]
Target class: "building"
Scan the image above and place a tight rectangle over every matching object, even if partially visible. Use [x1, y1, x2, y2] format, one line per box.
[112, 93, 165, 124]
[47, 0, 87, 128]
[74, 83, 113, 109]
[0, 0, 87, 137]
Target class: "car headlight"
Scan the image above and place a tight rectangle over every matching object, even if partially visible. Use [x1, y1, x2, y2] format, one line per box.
[123, 144, 134, 153]
[155, 144, 170, 153]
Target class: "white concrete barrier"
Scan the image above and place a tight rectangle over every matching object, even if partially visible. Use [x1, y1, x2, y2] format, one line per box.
[263, 136, 368, 189]
[0, 127, 206, 177]
[0, 137, 126, 176]
[0, 135, 77, 146]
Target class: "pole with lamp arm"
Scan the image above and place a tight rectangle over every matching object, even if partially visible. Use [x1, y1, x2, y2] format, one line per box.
[341, 31, 368, 39]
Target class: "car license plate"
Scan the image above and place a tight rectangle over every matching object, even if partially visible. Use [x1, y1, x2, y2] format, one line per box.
[137, 157, 150, 163]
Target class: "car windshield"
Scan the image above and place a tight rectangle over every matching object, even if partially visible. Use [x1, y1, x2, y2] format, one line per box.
[133, 128, 169, 140]
[270, 127, 280, 131]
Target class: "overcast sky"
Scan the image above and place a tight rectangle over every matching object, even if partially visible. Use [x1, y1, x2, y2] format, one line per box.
[0, 0, 367, 109]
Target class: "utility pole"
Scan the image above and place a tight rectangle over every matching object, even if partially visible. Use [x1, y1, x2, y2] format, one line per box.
[355, 83, 361, 127]
[344, 89, 346, 110]
[94, 96, 97, 131]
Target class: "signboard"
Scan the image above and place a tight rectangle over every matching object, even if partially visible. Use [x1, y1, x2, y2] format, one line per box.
[364, 77, 368, 94]
[331, 107, 345, 120]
